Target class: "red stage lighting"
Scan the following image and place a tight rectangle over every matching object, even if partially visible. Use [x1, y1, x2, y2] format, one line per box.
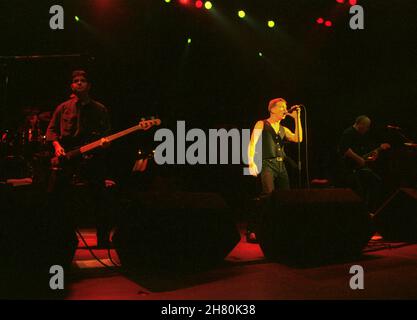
[316, 17, 324, 24]
[195, 0, 203, 8]
[179, 0, 189, 5]
[336, 0, 345, 3]
[325, 20, 333, 27]
[349, 0, 357, 5]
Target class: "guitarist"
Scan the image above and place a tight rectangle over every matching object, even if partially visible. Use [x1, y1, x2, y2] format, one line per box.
[46, 70, 116, 248]
[338, 115, 390, 213]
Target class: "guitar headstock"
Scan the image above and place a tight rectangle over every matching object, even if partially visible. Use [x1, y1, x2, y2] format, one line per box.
[138, 117, 162, 131]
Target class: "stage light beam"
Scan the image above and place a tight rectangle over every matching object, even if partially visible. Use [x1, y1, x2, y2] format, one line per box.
[75, 16, 80, 22]
[238, 10, 246, 19]
[195, 0, 203, 8]
[316, 17, 324, 24]
[204, 1, 212, 10]
[268, 20, 275, 28]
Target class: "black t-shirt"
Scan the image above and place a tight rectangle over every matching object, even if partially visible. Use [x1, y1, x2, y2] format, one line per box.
[338, 126, 376, 169]
[339, 127, 366, 155]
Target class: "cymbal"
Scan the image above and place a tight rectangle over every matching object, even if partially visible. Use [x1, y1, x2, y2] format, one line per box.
[22, 107, 41, 115]
[38, 111, 52, 122]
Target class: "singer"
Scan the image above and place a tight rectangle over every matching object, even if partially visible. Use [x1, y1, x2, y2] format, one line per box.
[246, 98, 303, 242]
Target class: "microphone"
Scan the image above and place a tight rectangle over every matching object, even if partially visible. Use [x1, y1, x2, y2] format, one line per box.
[387, 125, 401, 130]
[286, 105, 303, 114]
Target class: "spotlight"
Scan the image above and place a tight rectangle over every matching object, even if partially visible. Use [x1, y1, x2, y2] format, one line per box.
[204, 1, 212, 10]
[238, 10, 246, 19]
[258, 52, 263, 57]
[179, 0, 189, 5]
[74, 16, 80, 22]
[324, 20, 332, 27]
[268, 20, 275, 28]
[316, 17, 324, 24]
[164, 0, 171, 3]
[349, 0, 357, 5]
[187, 38, 192, 44]
[195, 0, 203, 8]
[336, 0, 345, 3]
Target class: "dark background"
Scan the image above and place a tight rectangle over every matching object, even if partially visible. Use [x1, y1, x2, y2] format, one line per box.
[1, 0, 416, 196]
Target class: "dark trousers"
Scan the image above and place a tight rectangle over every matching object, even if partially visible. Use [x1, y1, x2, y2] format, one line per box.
[46, 159, 114, 242]
[247, 159, 290, 234]
[260, 159, 290, 195]
[347, 167, 382, 213]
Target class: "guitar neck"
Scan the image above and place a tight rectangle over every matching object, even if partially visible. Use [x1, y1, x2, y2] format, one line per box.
[362, 147, 382, 159]
[78, 124, 143, 154]
[61, 118, 161, 160]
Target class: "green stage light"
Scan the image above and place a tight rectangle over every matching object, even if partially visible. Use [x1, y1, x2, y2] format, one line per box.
[258, 52, 263, 57]
[75, 16, 80, 22]
[238, 10, 246, 19]
[187, 38, 192, 44]
[268, 20, 275, 28]
[204, 1, 212, 10]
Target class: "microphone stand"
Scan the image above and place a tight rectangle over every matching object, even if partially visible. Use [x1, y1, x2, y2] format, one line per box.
[1, 63, 9, 130]
[296, 108, 302, 188]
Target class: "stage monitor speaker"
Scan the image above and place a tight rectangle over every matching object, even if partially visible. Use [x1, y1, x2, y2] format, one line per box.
[374, 188, 417, 241]
[112, 192, 240, 274]
[0, 184, 78, 299]
[257, 189, 373, 264]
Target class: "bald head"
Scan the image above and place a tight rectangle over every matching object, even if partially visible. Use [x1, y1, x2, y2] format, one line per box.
[354, 115, 371, 135]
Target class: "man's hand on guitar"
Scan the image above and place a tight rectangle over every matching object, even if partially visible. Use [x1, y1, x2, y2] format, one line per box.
[53, 141, 66, 157]
[367, 153, 378, 162]
[104, 179, 116, 188]
[380, 143, 391, 151]
[99, 138, 111, 149]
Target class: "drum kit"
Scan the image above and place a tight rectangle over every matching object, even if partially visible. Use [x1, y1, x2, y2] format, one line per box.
[0, 107, 52, 182]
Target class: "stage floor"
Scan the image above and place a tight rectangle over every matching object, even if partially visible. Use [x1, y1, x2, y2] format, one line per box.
[66, 229, 417, 300]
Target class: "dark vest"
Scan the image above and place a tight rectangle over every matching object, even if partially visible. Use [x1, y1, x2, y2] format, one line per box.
[261, 120, 286, 160]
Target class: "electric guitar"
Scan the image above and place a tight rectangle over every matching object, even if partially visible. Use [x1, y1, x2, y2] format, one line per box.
[51, 118, 161, 169]
[350, 143, 391, 169]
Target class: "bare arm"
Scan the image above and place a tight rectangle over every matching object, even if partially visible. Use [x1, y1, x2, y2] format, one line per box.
[248, 121, 264, 164]
[247, 120, 264, 176]
[284, 111, 303, 143]
[345, 148, 365, 167]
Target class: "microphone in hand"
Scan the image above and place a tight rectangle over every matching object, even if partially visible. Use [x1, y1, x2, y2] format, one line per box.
[285, 104, 303, 116]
